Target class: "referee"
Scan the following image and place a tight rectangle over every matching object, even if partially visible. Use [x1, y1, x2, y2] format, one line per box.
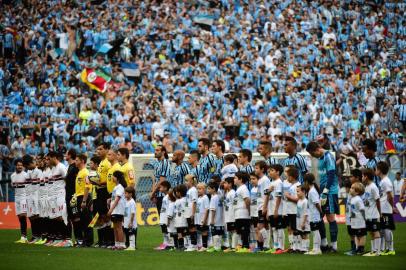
[64, 149, 79, 243]
[150, 145, 171, 213]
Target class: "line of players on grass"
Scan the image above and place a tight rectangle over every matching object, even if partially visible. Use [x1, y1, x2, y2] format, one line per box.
[11, 145, 139, 250]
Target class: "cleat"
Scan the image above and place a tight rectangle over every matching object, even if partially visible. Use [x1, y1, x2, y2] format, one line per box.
[154, 243, 167, 251]
[263, 248, 276, 254]
[58, 240, 73, 248]
[124, 247, 136, 251]
[272, 249, 286, 254]
[304, 249, 322, 255]
[51, 240, 62, 247]
[185, 246, 197, 252]
[198, 247, 207, 252]
[363, 251, 379, 257]
[15, 237, 28, 244]
[381, 250, 395, 256]
[35, 238, 47, 245]
[45, 240, 55, 246]
[223, 248, 235, 253]
[206, 247, 221, 253]
[344, 250, 356, 256]
[235, 248, 251, 253]
[252, 247, 263, 253]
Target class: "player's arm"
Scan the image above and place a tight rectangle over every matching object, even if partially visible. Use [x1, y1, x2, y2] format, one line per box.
[244, 197, 251, 216]
[129, 211, 135, 229]
[128, 168, 135, 187]
[302, 212, 308, 230]
[107, 195, 121, 216]
[202, 207, 209, 226]
[284, 192, 299, 203]
[191, 200, 196, 218]
[262, 189, 270, 215]
[210, 209, 215, 225]
[387, 190, 395, 211]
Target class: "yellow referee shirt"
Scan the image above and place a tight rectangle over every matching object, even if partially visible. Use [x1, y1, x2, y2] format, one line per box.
[97, 158, 111, 186]
[107, 162, 121, 193]
[120, 161, 135, 187]
[75, 168, 91, 196]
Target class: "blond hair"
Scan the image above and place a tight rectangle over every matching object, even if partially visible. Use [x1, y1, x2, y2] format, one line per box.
[185, 174, 197, 185]
[351, 182, 365, 195]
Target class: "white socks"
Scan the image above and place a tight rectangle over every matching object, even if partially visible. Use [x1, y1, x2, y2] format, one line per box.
[373, 238, 381, 253]
[384, 229, 394, 251]
[260, 228, 269, 248]
[321, 238, 328, 247]
[231, 232, 238, 249]
[288, 235, 294, 249]
[129, 235, 135, 248]
[163, 233, 169, 245]
[331, 241, 337, 250]
[273, 230, 279, 249]
[313, 230, 321, 251]
[302, 238, 310, 252]
[213, 235, 221, 250]
[278, 229, 285, 250]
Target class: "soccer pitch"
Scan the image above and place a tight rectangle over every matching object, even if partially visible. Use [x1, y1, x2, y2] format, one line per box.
[0, 225, 404, 270]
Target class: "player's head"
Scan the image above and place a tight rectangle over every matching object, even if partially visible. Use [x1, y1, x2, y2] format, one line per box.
[96, 142, 110, 159]
[107, 149, 117, 163]
[168, 189, 176, 202]
[175, 184, 187, 198]
[224, 154, 235, 165]
[258, 141, 272, 157]
[350, 168, 362, 184]
[303, 173, 319, 193]
[125, 186, 135, 200]
[112, 170, 127, 188]
[234, 171, 249, 186]
[210, 175, 221, 184]
[198, 138, 211, 154]
[297, 185, 306, 199]
[268, 163, 284, 180]
[239, 149, 252, 164]
[376, 161, 389, 177]
[254, 160, 268, 176]
[155, 145, 168, 160]
[14, 158, 24, 173]
[188, 150, 201, 165]
[211, 140, 225, 155]
[117, 147, 129, 162]
[172, 150, 185, 164]
[223, 177, 235, 191]
[22, 154, 35, 170]
[362, 139, 377, 159]
[284, 136, 297, 155]
[305, 141, 323, 158]
[159, 180, 171, 194]
[65, 148, 77, 162]
[197, 183, 206, 196]
[350, 182, 365, 196]
[184, 174, 197, 188]
[48, 151, 59, 166]
[207, 181, 219, 195]
[250, 173, 259, 186]
[285, 165, 299, 182]
[90, 155, 101, 170]
[75, 153, 87, 168]
[361, 168, 375, 184]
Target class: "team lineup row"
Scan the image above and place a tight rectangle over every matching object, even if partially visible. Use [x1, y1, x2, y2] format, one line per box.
[10, 138, 399, 255]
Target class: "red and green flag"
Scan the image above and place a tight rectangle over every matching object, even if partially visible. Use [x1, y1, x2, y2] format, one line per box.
[80, 67, 111, 93]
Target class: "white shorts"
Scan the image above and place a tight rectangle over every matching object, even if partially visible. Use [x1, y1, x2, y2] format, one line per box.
[27, 184, 40, 217]
[49, 181, 67, 223]
[15, 187, 27, 215]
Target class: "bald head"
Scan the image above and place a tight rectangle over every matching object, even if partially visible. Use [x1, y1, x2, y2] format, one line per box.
[172, 150, 185, 165]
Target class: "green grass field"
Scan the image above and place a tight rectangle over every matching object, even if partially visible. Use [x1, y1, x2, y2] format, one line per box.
[0, 224, 404, 270]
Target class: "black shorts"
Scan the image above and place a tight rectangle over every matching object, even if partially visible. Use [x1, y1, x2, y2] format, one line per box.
[352, 228, 367, 237]
[211, 226, 224, 236]
[347, 225, 355, 236]
[176, 227, 188, 235]
[196, 225, 209, 233]
[235, 219, 251, 234]
[284, 214, 297, 230]
[160, 224, 168, 234]
[322, 194, 340, 215]
[380, 214, 395, 230]
[187, 218, 196, 229]
[226, 222, 236, 232]
[111, 214, 124, 223]
[257, 210, 268, 225]
[251, 217, 259, 228]
[94, 187, 109, 215]
[366, 219, 380, 232]
[310, 221, 322, 232]
[269, 215, 285, 229]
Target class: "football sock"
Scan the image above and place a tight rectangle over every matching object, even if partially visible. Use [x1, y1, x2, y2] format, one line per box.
[257, 240, 264, 250]
[272, 230, 278, 249]
[374, 238, 381, 253]
[264, 229, 270, 248]
[231, 232, 238, 249]
[380, 230, 386, 251]
[371, 240, 375, 252]
[288, 234, 294, 249]
[313, 230, 321, 251]
[241, 230, 250, 249]
[18, 216, 27, 237]
[302, 238, 310, 251]
[351, 240, 356, 251]
[319, 221, 327, 246]
[278, 229, 285, 250]
[129, 235, 135, 248]
[97, 229, 103, 245]
[172, 234, 178, 248]
[163, 233, 169, 245]
[178, 238, 185, 249]
[260, 228, 269, 249]
[191, 231, 197, 246]
[329, 221, 338, 248]
[202, 235, 208, 248]
[384, 229, 394, 251]
[213, 235, 221, 250]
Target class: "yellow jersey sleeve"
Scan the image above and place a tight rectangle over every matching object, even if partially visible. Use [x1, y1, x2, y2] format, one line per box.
[120, 162, 135, 187]
[98, 158, 111, 184]
[75, 168, 91, 196]
[107, 163, 121, 194]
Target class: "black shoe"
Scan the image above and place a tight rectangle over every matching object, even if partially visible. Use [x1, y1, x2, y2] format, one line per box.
[321, 245, 330, 253]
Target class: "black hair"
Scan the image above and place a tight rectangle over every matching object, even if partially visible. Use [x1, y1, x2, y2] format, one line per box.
[255, 160, 268, 173]
[351, 168, 362, 182]
[240, 149, 253, 162]
[67, 148, 77, 160]
[224, 177, 235, 189]
[189, 149, 201, 160]
[98, 142, 111, 150]
[285, 136, 297, 146]
[208, 181, 219, 191]
[113, 171, 127, 188]
[157, 145, 169, 159]
[198, 138, 211, 147]
[90, 155, 102, 165]
[22, 155, 34, 167]
[118, 147, 130, 159]
[269, 163, 284, 176]
[303, 173, 320, 193]
[224, 154, 235, 164]
[362, 139, 377, 152]
[175, 184, 187, 197]
[14, 158, 23, 166]
[376, 161, 389, 175]
[305, 141, 320, 153]
[160, 180, 171, 191]
[235, 171, 250, 184]
[286, 165, 299, 179]
[362, 168, 375, 181]
[213, 139, 225, 153]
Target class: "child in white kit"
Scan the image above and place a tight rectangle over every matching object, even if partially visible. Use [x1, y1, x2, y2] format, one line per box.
[223, 177, 237, 252]
[156, 181, 171, 250]
[350, 182, 367, 255]
[207, 181, 224, 252]
[124, 186, 137, 251]
[195, 183, 210, 251]
[296, 185, 310, 253]
[174, 184, 188, 250]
